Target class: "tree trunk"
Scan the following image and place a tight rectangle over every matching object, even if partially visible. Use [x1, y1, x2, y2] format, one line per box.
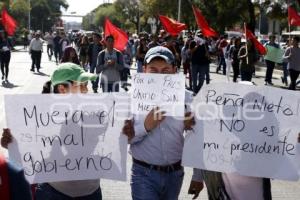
[247, 0, 256, 33]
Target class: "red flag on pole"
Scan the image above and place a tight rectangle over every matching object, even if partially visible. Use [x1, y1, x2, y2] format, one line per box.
[104, 18, 128, 51]
[1, 8, 17, 36]
[288, 6, 300, 26]
[158, 15, 187, 36]
[192, 5, 218, 37]
[245, 28, 267, 55]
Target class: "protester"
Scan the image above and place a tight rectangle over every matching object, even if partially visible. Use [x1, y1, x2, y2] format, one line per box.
[1, 63, 101, 200]
[122, 46, 203, 200]
[96, 35, 124, 93]
[44, 31, 54, 61]
[281, 40, 290, 86]
[238, 40, 256, 82]
[53, 32, 62, 64]
[229, 37, 242, 82]
[61, 46, 80, 65]
[225, 37, 234, 82]
[29, 31, 43, 73]
[181, 38, 192, 89]
[283, 36, 300, 90]
[59, 32, 70, 56]
[216, 35, 228, 75]
[79, 35, 90, 69]
[88, 32, 103, 93]
[147, 34, 160, 49]
[264, 35, 280, 85]
[0, 31, 12, 82]
[136, 37, 148, 73]
[121, 42, 132, 91]
[190, 36, 211, 95]
[0, 150, 32, 200]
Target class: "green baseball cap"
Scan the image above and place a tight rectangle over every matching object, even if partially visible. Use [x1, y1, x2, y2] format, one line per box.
[51, 62, 97, 86]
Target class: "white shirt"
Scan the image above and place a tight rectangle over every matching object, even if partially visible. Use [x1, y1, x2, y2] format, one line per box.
[29, 38, 43, 51]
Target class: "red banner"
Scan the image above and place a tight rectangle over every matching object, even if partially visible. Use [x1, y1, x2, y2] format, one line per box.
[104, 18, 128, 51]
[159, 15, 187, 36]
[1, 8, 17, 36]
[192, 5, 218, 37]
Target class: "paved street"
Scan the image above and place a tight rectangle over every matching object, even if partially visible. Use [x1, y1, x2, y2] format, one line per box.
[0, 47, 299, 200]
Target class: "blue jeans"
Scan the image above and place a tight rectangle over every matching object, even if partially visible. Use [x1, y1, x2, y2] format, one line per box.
[35, 183, 102, 200]
[218, 57, 226, 75]
[131, 163, 184, 200]
[192, 64, 209, 94]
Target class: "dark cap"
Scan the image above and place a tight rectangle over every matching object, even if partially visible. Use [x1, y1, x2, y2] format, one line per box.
[144, 46, 175, 65]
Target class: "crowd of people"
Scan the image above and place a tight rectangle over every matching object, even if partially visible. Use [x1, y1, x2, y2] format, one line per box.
[1, 27, 300, 200]
[16, 29, 300, 95]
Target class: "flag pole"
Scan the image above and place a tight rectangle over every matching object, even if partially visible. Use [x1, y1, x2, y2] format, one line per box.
[244, 22, 249, 65]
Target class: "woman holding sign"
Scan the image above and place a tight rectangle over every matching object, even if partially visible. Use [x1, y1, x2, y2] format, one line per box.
[1, 63, 103, 200]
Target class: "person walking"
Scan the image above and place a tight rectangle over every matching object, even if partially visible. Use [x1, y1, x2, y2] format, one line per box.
[29, 31, 43, 73]
[44, 31, 54, 61]
[79, 35, 90, 69]
[264, 35, 280, 85]
[230, 37, 242, 82]
[53, 32, 62, 64]
[284, 36, 300, 90]
[88, 33, 103, 93]
[238, 40, 257, 82]
[225, 37, 234, 82]
[136, 37, 148, 73]
[190, 37, 210, 95]
[96, 35, 124, 93]
[0, 32, 12, 82]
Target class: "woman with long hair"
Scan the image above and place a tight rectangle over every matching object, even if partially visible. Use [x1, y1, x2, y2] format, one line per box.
[79, 36, 90, 69]
[61, 46, 80, 65]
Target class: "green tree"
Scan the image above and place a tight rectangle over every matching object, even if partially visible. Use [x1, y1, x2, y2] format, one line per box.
[30, 0, 68, 31]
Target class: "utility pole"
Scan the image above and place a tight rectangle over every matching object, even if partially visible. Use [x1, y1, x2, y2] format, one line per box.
[178, 0, 182, 22]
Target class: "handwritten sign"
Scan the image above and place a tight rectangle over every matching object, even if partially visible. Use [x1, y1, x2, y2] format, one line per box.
[5, 93, 130, 184]
[183, 83, 300, 181]
[131, 73, 185, 117]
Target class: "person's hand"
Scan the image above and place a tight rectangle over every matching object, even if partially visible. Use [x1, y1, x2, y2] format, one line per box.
[1, 128, 13, 149]
[122, 119, 135, 143]
[188, 181, 204, 199]
[144, 107, 166, 132]
[184, 112, 195, 131]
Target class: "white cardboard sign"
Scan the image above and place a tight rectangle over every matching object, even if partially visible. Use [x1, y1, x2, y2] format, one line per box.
[131, 73, 185, 117]
[183, 83, 300, 181]
[5, 93, 130, 184]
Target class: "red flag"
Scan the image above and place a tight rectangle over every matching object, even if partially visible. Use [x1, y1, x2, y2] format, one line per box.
[192, 5, 218, 37]
[245, 28, 267, 55]
[158, 15, 187, 36]
[104, 18, 128, 51]
[288, 6, 300, 26]
[1, 8, 17, 36]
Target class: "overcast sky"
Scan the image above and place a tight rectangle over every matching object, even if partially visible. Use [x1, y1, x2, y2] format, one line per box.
[62, 0, 114, 22]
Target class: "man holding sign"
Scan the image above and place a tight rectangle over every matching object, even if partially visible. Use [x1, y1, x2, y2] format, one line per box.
[123, 46, 203, 200]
